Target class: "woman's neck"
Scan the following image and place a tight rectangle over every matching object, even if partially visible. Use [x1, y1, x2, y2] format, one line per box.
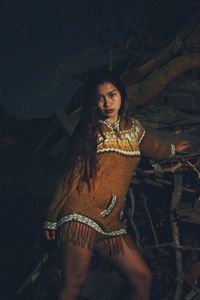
[101, 116, 119, 124]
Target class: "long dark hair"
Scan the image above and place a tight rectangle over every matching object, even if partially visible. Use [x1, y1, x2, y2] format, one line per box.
[63, 70, 127, 196]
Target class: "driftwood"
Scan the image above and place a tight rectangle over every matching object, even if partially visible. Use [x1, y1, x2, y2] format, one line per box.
[126, 53, 200, 110]
[17, 253, 49, 295]
[127, 188, 143, 251]
[120, 17, 199, 85]
[133, 176, 197, 194]
[142, 193, 159, 246]
[138, 158, 200, 178]
[170, 174, 184, 300]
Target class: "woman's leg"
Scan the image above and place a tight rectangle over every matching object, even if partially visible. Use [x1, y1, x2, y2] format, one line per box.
[98, 237, 152, 300]
[58, 241, 93, 300]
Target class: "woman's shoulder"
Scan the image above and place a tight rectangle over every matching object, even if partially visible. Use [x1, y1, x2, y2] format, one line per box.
[120, 116, 145, 143]
[121, 116, 144, 131]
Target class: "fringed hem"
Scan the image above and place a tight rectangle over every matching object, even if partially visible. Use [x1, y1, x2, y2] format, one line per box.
[58, 221, 136, 256]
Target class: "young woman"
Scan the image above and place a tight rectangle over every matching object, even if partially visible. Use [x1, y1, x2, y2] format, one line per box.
[43, 71, 190, 300]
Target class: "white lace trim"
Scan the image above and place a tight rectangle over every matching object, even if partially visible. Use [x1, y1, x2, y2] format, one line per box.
[43, 213, 127, 236]
[97, 118, 143, 143]
[101, 194, 117, 217]
[169, 143, 176, 157]
[99, 118, 120, 131]
[43, 221, 57, 230]
[138, 128, 146, 144]
[97, 148, 141, 156]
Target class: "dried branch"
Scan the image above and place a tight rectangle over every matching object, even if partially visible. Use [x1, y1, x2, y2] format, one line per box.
[132, 177, 197, 194]
[137, 157, 200, 180]
[121, 17, 199, 85]
[184, 160, 200, 179]
[184, 280, 200, 298]
[170, 174, 184, 300]
[144, 243, 200, 252]
[17, 253, 49, 295]
[141, 161, 184, 175]
[126, 53, 200, 110]
[127, 188, 143, 251]
[141, 193, 159, 246]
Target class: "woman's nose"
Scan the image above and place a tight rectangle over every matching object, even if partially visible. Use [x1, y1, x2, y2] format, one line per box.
[103, 97, 110, 107]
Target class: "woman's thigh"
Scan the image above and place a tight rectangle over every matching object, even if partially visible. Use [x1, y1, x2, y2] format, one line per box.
[60, 241, 93, 286]
[98, 237, 151, 285]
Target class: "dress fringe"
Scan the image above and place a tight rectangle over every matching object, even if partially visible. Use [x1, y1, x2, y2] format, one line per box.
[58, 221, 136, 256]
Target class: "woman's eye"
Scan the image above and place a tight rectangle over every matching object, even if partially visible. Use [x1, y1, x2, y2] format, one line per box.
[110, 93, 115, 98]
[97, 96, 102, 101]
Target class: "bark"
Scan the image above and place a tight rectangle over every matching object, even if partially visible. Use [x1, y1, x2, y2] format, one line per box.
[120, 18, 198, 85]
[170, 174, 184, 300]
[126, 53, 200, 111]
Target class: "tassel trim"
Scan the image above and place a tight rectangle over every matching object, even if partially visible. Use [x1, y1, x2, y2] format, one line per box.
[43, 213, 127, 236]
[58, 221, 136, 256]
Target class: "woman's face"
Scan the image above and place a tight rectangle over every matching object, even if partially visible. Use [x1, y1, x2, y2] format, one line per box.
[96, 82, 122, 123]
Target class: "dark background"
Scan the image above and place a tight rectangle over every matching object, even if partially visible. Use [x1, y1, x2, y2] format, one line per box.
[0, 0, 196, 118]
[0, 1, 199, 300]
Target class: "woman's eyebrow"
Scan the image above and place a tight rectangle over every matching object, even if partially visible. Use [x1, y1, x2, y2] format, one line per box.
[107, 89, 117, 94]
[106, 89, 117, 96]
[97, 89, 117, 97]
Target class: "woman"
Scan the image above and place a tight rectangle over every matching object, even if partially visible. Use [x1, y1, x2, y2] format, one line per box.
[43, 71, 190, 300]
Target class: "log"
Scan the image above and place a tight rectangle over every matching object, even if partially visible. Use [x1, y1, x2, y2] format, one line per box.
[126, 53, 200, 111]
[170, 174, 184, 300]
[121, 18, 198, 85]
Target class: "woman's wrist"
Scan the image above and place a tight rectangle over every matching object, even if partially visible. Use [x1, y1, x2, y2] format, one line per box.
[169, 143, 176, 158]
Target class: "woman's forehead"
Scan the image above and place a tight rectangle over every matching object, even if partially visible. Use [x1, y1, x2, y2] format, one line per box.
[96, 82, 117, 94]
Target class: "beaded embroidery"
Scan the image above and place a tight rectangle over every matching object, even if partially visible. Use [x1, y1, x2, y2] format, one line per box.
[101, 194, 117, 218]
[43, 213, 127, 236]
[99, 118, 120, 131]
[169, 144, 176, 157]
[97, 118, 145, 156]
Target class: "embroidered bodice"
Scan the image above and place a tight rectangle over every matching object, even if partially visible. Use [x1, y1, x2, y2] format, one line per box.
[97, 118, 145, 156]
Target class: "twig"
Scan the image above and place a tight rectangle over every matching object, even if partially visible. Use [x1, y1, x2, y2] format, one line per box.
[184, 280, 200, 298]
[158, 120, 200, 130]
[170, 174, 184, 300]
[142, 193, 159, 246]
[17, 253, 49, 295]
[109, 49, 113, 71]
[185, 288, 197, 300]
[33, 132, 53, 157]
[142, 161, 184, 175]
[127, 188, 143, 251]
[144, 243, 200, 252]
[169, 152, 200, 162]
[185, 160, 200, 179]
[138, 159, 200, 180]
[132, 177, 197, 194]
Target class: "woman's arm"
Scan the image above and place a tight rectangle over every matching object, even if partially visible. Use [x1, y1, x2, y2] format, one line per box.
[175, 140, 191, 153]
[139, 131, 190, 160]
[44, 229, 56, 240]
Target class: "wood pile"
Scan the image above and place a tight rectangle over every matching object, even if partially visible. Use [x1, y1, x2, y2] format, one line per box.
[1, 18, 200, 300]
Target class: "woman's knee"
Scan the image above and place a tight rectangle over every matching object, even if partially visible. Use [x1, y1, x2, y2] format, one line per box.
[128, 265, 152, 288]
[59, 274, 87, 299]
[65, 272, 88, 290]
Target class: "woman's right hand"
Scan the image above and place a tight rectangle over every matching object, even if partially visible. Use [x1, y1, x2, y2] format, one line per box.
[44, 229, 56, 240]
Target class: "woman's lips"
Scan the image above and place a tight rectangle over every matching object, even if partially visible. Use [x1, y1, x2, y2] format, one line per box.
[104, 109, 114, 114]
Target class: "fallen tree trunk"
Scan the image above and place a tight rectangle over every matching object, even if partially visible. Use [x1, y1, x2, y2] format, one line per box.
[126, 53, 200, 111]
[120, 18, 199, 85]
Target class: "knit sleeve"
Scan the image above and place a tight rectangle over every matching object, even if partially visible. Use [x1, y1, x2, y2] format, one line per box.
[139, 130, 176, 160]
[43, 163, 81, 230]
[133, 119, 176, 160]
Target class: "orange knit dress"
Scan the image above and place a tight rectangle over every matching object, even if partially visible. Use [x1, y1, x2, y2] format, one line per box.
[43, 117, 175, 255]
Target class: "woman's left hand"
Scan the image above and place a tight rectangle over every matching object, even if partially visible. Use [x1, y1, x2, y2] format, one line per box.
[175, 140, 191, 153]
